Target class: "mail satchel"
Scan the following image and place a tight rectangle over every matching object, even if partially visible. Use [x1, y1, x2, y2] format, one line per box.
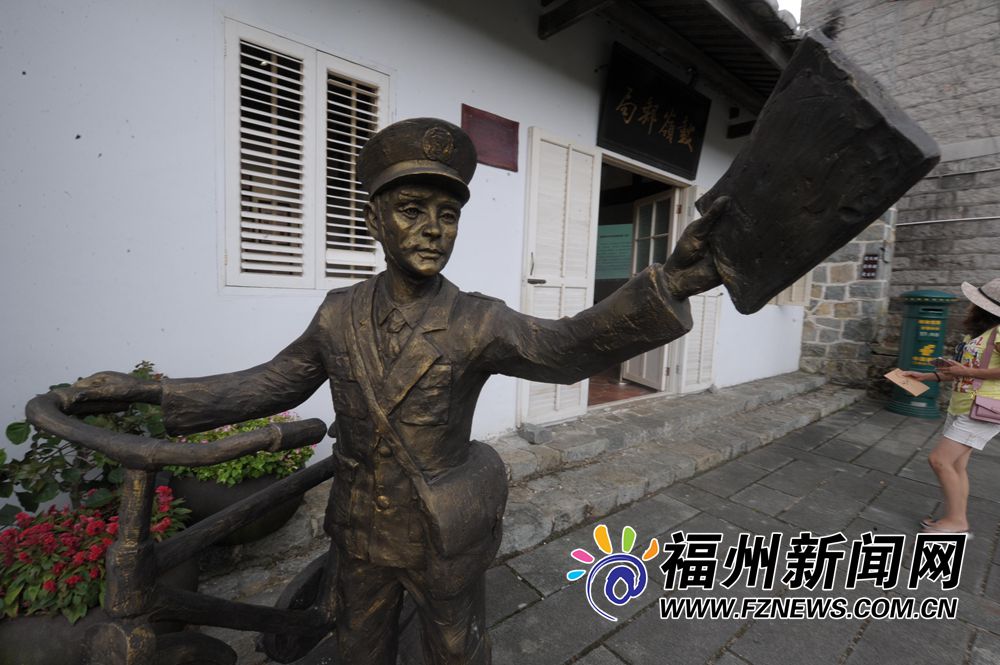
[421, 439, 508, 558]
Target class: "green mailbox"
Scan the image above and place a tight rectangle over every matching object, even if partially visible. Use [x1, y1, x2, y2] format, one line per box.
[887, 289, 959, 418]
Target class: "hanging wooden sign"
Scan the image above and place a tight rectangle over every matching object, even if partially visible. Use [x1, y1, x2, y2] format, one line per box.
[597, 43, 711, 180]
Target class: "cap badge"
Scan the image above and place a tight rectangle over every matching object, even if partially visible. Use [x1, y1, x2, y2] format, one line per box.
[422, 127, 455, 163]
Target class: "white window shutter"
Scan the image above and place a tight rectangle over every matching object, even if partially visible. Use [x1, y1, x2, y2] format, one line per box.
[682, 293, 721, 392]
[225, 22, 316, 288]
[316, 54, 388, 288]
[676, 186, 721, 393]
[519, 129, 601, 426]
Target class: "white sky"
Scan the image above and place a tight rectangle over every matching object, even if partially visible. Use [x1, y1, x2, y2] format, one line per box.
[777, 0, 802, 21]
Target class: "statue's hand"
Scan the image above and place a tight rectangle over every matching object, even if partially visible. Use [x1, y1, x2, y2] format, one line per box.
[662, 196, 728, 300]
[54, 371, 162, 414]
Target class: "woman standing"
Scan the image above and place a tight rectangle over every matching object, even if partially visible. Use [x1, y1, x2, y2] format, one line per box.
[902, 278, 1000, 535]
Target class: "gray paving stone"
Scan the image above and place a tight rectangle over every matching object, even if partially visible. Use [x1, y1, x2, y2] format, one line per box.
[486, 565, 542, 627]
[663, 438, 728, 473]
[500, 502, 555, 556]
[548, 434, 609, 463]
[490, 576, 651, 665]
[606, 599, 744, 665]
[729, 601, 864, 665]
[663, 482, 729, 514]
[574, 646, 628, 665]
[714, 651, 752, 665]
[971, 630, 1000, 665]
[730, 483, 800, 516]
[689, 461, 771, 499]
[778, 488, 866, 534]
[758, 460, 832, 497]
[775, 449, 870, 477]
[814, 437, 868, 462]
[837, 423, 894, 445]
[820, 470, 889, 505]
[703, 500, 794, 540]
[740, 446, 796, 472]
[508, 494, 698, 597]
[853, 448, 912, 475]
[843, 617, 972, 665]
[700, 424, 757, 456]
[858, 485, 938, 533]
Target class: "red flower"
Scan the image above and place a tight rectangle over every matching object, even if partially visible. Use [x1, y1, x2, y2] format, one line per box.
[87, 544, 105, 562]
[150, 517, 172, 534]
[42, 580, 57, 593]
[64, 575, 83, 588]
[17, 552, 31, 563]
[106, 522, 119, 536]
[85, 520, 105, 536]
[52, 562, 66, 575]
[89, 567, 101, 580]
[15, 512, 32, 528]
[72, 552, 87, 566]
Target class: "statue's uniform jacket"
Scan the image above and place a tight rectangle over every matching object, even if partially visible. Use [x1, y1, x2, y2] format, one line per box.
[160, 265, 691, 583]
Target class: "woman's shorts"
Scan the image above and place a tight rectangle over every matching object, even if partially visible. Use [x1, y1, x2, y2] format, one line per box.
[942, 413, 1000, 450]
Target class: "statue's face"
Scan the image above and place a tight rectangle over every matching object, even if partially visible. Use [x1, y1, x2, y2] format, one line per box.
[366, 183, 462, 279]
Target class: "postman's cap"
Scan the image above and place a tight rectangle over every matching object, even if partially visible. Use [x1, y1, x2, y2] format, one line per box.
[358, 118, 477, 203]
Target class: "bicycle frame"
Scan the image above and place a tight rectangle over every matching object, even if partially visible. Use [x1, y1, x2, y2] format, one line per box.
[24, 388, 336, 664]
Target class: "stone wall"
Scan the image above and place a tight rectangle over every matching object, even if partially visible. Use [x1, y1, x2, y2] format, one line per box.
[800, 0, 1000, 396]
[800, 213, 894, 386]
[801, 0, 999, 143]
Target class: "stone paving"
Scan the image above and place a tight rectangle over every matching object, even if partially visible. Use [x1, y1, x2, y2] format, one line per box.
[486, 400, 1000, 665]
[195, 380, 1000, 664]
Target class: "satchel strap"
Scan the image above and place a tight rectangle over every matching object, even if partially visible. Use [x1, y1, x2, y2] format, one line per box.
[972, 327, 998, 392]
[345, 286, 436, 512]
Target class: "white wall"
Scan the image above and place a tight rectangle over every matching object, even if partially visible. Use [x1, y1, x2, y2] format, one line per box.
[713, 300, 806, 388]
[0, 0, 801, 463]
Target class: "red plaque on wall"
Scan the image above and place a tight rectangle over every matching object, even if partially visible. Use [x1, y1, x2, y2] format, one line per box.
[461, 104, 519, 172]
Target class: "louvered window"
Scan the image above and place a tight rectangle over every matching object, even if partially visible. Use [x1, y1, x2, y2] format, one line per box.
[225, 21, 388, 289]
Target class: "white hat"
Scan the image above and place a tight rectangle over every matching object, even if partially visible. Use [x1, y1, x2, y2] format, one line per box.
[961, 278, 1000, 318]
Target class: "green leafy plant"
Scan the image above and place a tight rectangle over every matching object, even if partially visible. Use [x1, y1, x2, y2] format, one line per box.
[165, 412, 314, 486]
[0, 486, 189, 623]
[1, 361, 166, 525]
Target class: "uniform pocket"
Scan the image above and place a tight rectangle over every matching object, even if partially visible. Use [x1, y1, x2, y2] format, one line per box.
[399, 364, 451, 425]
[330, 354, 369, 418]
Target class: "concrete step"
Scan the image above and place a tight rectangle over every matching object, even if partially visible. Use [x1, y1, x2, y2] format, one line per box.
[491, 370, 829, 484]
[496, 381, 864, 556]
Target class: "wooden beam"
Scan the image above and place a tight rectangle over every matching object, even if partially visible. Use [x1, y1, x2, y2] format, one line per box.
[699, 0, 791, 69]
[539, 0, 614, 39]
[601, 0, 768, 113]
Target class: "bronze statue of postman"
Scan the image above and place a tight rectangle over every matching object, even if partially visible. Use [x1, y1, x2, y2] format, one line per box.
[49, 31, 939, 665]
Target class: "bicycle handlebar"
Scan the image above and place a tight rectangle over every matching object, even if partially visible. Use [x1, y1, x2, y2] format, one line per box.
[25, 389, 327, 471]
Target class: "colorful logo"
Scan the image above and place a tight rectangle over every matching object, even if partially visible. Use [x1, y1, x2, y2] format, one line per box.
[566, 524, 660, 621]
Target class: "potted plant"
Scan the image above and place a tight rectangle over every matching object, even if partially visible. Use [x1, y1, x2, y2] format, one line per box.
[1, 361, 167, 525]
[165, 412, 315, 544]
[0, 487, 190, 665]
[3, 362, 315, 544]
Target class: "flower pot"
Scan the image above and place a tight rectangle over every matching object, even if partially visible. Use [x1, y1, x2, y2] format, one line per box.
[169, 473, 302, 545]
[0, 557, 199, 665]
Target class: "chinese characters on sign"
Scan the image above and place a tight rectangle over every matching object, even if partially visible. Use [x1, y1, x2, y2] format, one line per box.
[654, 530, 964, 622]
[660, 530, 965, 593]
[598, 43, 711, 180]
[911, 318, 945, 367]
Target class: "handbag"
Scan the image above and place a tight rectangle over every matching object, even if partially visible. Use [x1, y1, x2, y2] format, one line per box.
[969, 328, 1000, 424]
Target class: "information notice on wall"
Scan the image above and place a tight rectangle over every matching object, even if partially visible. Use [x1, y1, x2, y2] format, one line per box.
[596, 224, 633, 280]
